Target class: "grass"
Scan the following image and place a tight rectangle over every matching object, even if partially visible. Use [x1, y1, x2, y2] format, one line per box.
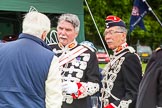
[99, 63, 106, 69]
[99, 62, 147, 73]
[142, 62, 147, 73]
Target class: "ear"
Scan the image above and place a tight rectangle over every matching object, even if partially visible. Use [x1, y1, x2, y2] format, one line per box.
[122, 32, 127, 39]
[41, 31, 47, 41]
[74, 32, 79, 38]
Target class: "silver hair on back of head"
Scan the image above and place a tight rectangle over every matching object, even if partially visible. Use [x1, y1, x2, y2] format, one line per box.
[57, 13, 80, 33]
[117, 26, 128, 42]
[118, 26, 128, 34]
[22, 11, 51, 38]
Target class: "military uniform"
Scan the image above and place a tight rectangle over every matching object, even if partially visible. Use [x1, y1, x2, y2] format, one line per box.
[50, 40, 100, 108]
[136, 46, 162, 108]
[100, 43, 142, 108]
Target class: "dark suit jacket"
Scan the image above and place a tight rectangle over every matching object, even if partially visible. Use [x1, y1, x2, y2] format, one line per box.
[136, 47, 162, 108]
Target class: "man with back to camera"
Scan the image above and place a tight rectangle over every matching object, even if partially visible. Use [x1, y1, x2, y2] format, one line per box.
[49, 13, 100, 108]
[0, 11, 62, 108]
[100, 15, 142, 108]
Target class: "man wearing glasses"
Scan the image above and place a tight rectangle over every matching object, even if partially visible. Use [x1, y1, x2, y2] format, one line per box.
[100, 15, 142, 108]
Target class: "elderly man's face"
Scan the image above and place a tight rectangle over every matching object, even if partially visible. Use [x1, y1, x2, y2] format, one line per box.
[57, 20, 78, 46]
[104, 26, 125, 50]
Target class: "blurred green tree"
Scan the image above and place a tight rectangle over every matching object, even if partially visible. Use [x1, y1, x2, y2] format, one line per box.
[84, 0, 162, 50]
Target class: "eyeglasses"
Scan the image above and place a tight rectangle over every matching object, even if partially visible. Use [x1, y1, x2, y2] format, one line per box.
[104, 30, 123, 36]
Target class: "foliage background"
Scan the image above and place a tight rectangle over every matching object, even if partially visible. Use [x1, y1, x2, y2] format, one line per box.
[84, 0, 162, 50]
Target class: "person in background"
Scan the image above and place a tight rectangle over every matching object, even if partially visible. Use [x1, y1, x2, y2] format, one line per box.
[136, 45, 162, 108]
[0, 11, 62, 108]
[100, 15, 142, 108]
[50, 13, 100, 108]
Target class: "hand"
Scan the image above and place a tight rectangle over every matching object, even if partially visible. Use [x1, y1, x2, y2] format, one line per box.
[62, 81, 78, 94]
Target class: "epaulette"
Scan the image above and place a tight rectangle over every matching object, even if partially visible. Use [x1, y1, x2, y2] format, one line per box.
[80, 41, 97, 52]
[81, 44, 95, 52]
[127, 46, 135, 53]
[155, 47, 162, 52]
[127, 46, 141, 62]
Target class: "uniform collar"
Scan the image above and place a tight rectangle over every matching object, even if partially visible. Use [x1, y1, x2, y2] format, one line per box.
[113, 42, 128, 55]
[19, 33, 52, 51]
[58, 40, 78, 50]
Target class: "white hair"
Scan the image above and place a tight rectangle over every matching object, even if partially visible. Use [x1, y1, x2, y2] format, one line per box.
[118, 26, 128, 34]
[22, 11, 51, 38]
[57, 13, 80, 33]
[118, 26, 128, 42]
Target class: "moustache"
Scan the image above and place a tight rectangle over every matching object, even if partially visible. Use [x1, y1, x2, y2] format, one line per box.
[105, 39, 113, 43]
[59, 35, 67, 39]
